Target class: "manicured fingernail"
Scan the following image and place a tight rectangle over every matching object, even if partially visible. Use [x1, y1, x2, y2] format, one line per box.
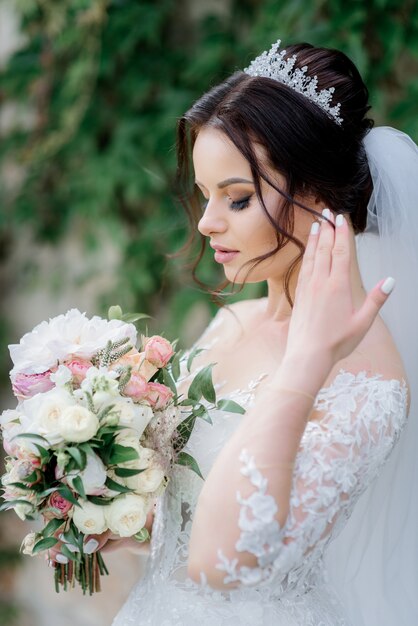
[55, 553, 69, 564]
[381, 277, 395, 294]
[322, 208, 331, 220]
[336, 214, 344, 227]
[310, 221, 320, 235]
[83, 539, 99, 554]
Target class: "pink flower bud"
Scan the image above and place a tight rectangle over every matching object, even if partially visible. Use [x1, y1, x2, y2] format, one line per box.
[143, 336, 173, 368]
[11, 371, 54, 401]
[44, 491, 73, 520]
[123, 373, 149, 401]
[146, 382, 174, 410]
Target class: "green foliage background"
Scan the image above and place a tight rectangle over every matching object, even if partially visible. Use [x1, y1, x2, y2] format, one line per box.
[0, 0, 418, 618]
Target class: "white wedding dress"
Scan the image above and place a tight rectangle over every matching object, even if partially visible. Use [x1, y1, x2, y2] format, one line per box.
[112, 314, 409, 626]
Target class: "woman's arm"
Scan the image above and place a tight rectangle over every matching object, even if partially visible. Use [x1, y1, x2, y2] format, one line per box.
[187, 212, 395, 589]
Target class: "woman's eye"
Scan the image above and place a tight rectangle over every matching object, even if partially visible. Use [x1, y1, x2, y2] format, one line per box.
[229, 196, 252, 211]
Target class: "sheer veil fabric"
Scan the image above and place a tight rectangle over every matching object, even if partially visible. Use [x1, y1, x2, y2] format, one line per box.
[325, 127, 418, 625]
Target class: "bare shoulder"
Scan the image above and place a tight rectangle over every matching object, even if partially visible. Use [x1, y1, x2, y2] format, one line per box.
[325, 315, 410, 411]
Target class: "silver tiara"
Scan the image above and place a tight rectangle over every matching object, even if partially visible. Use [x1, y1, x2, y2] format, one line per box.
[244, 39, 343, 125]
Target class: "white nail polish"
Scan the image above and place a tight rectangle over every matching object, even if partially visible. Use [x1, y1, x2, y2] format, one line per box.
[381, 277, 395, 294]
[310, 221, 320, 235]
[336, 214, 344, 227]
[322, 208, 331, 219]
[55, 553, 69, 564]
[83, 538, 99, 554]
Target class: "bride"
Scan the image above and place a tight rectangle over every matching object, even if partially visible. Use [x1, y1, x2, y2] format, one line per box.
[104, 40, 417, 624]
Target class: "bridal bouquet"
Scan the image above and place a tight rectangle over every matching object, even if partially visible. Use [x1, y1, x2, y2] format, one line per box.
[0, 307, 242, 594]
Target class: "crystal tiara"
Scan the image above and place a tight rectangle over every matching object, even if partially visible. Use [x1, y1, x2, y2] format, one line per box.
[243, 39, 343, 125]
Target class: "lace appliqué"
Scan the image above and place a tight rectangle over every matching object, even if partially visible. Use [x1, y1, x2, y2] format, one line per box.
[215, 371, 409, 590]
[216, 448, 287, 586]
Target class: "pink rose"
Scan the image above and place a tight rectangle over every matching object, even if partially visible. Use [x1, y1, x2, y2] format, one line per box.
[11, 371, 54, 400]
[114, 350, 157, 382]
[146, 382, 174, 410]
[65, 358, 93, 385]
[123, 373, 149, 401]
[143, 336, 173, 368]
[44, 491, 73, 520]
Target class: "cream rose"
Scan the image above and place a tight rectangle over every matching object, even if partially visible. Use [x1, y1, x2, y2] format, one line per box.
[104, 494, 147, 537]
[72, 499, 107, 534]
[21, 532, 37, 556]
[125, 447, 165, 494]
[58, 405, 99, 443]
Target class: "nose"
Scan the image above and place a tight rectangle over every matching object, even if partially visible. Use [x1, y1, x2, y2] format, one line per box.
[197, 199, 228, 237]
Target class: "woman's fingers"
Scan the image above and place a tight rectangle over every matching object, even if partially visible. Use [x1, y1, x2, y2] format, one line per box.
[329, 213, 351, 278]
[311, 208, 336, 278]
[354, 277, 395, 336]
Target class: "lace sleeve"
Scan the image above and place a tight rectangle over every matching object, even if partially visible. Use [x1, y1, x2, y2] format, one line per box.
[215, 371, 409, 588]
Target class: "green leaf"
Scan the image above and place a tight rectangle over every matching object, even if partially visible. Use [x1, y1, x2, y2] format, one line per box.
[6, 482, 34, 491]
[121, 313, 151, 323]
[108, 305, 123, 320]
[0, 499, 35, 512]
[56, 486, 80, 508]
[187, 364, 216, 404]
[162, 368, 177, 395]
[33, 444, 50, 461]
[134, 527, 150, 543]
[186, 347, 205, 373]
[87, 496, 113, 506]
[42, 518, 65, 538]
[72, 476, 87, 500]
[114, 467, 146, 477]
[66, 447, 86, 470]
[176, 451, 203, 480]
[216, 399, 246, 415]
[105, 477, 134, 494]
[32, 536, 58, 555]
[174, 414, 196, 452]
[109, 444, 139, 465]
[60, 543, 79, 562]
[170, 351, 181, 381]
[11, 433, 50, 445]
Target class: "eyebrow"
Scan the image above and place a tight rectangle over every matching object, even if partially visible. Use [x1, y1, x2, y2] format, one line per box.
[195, 177, 254, 189]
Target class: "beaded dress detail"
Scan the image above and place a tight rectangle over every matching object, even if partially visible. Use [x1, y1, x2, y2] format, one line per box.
[112, 312, 408, 626]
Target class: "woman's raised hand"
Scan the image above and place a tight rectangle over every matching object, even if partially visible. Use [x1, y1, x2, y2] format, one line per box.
[286, 208, 394, 368]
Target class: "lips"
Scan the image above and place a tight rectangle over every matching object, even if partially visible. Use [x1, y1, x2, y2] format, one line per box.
[210, 244, 239, 264]
[210, 243, 239, 253]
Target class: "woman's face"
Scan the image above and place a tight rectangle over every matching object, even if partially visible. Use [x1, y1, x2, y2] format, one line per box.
[192, 127, 318, 284]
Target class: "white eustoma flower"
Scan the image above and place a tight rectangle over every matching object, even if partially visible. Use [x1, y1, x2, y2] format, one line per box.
[50, 365, 72, 387]
[67, 453, 107, 495]
[9, 309, 137, 376]
[104, 494, 147, 537]
[115, 399, 154, 438]
[73, 500, 107, 534]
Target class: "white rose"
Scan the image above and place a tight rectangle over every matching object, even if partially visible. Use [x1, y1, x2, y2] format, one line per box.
[104, 494, 147, 537]
[58, 405, 99, 442]
[73, 499, 107, 534]
[14, 491, 37, 520]
[21, 388, 74, 445]
[115, 400, 153, 438]
[68, 453, 107, 495]
[125, 447, 165, 494]
[21, 532, 37, 556]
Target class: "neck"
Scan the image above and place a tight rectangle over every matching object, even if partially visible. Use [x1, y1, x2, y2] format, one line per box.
[265, 223, 367, 323]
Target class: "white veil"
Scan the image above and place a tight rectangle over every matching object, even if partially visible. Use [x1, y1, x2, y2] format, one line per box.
[324, 127, 418, 625]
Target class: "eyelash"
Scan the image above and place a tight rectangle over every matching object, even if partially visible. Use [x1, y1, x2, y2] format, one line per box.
[229, 196, 252, 211]
[200, 195, 252, 212]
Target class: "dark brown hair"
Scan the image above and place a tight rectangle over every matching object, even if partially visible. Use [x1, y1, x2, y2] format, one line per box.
[176, 43, 374, 306]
